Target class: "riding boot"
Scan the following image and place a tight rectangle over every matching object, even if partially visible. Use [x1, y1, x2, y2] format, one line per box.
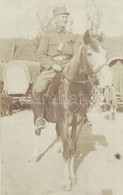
[31, 92, 46, 136]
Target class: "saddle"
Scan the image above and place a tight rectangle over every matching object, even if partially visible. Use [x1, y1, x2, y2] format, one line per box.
[46, 73, 62, 99]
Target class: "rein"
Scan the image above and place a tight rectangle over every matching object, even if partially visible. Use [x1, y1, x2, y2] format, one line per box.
[59, 45, 90, 85]
[59, 71, 89, 141]
[60, 72, 89, 85]
[60, 64, 107, 86]
[95, 63, 107, 74]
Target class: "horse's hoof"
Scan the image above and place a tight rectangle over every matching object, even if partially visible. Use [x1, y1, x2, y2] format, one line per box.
[36, 156, 40, 162]
[57, 148, 62, 153]
[71, 176, 77, 185]
[63, 182, 72, 191]
[104, 115, 110, 120]
[35, 128, 41, 136]
[87, 120, 93, 126]
[33, 149, 41, 162]
[29, 155, 39, 164]
[54, 142, 63, 153]
[111, 113, 115, 120]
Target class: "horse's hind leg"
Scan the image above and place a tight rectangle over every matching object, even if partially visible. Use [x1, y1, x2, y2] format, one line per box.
[111, 106, 116, 120]
[69, 153, 77, 185]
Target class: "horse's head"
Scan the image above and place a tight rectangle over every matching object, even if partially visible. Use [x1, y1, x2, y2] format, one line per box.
[83, 32, 107, 73]
[64, 32, 107, 86]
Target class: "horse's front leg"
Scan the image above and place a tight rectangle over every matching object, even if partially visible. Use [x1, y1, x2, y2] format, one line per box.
[33, 129, 42, 161]
[61, 138, 72, 191]
[63, 156, 72, 191]
[111, 105, 116, 120]
[69, 154, 77, 185]
[108, 104, 116, 120]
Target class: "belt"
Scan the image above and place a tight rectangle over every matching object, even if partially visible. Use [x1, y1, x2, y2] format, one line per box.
[52, 55, 72, 61]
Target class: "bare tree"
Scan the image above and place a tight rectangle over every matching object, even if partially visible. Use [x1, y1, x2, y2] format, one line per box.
[86, 0, 102, 37]
[36, 7, 55, 36]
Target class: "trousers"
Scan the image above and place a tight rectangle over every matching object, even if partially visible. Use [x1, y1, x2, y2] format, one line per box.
[31, 60, 70, 125]
[31, 68, 57, 124]
[33, 68, 57, 93]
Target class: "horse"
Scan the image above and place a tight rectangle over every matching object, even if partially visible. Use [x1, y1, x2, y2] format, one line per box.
[32, 35, 107, 191]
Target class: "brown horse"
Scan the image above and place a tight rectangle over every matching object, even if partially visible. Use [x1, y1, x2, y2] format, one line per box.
[33, 36, 107, 191]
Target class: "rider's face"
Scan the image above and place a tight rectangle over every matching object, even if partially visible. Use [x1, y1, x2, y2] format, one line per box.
[55, 14, 68, 28]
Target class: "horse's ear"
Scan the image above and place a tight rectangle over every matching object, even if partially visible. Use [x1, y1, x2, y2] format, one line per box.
[83, 30, 91, 44]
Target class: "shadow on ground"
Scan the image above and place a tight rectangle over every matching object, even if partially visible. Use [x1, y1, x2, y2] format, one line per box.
[74, 123, 108, 173]
[35, 122, 108, 173]
[35, 136, 59, 162]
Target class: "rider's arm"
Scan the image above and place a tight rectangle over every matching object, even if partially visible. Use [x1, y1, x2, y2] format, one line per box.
[52, 64, 62, 72]
[37, 34, 57, 70]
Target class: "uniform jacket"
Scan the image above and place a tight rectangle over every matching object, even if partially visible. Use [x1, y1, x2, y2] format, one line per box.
[37, 27, 79, 70]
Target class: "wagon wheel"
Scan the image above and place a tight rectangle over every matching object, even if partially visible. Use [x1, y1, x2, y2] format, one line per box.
[3, 93, 13, 116]
[0, 97, 6, 117]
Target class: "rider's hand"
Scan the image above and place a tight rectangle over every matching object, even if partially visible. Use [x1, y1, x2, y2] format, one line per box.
[52, 64, 62, 72]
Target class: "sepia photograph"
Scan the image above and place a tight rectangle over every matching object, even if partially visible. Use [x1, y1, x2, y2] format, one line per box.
[0, 0, 123, 194]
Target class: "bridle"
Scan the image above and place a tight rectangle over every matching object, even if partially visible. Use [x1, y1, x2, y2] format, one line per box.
[59, 44, 106, 86]
[60, 62, 107, 86]
[95, 63, 107, 74]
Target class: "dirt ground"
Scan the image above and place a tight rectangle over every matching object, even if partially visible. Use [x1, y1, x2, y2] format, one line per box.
[1, 108, 123, 195]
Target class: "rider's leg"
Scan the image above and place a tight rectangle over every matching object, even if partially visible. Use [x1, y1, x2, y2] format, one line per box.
[32, 68, 56, 135]
[32, 91, 46, 134]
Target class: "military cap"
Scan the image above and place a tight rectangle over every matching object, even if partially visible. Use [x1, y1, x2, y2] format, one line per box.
[53, 7, 70, 17]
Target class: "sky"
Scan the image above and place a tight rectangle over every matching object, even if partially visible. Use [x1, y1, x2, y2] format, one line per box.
[0, 0, 123, 38]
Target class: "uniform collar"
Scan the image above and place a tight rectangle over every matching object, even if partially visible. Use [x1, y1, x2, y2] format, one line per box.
[55, 26, 66, 33]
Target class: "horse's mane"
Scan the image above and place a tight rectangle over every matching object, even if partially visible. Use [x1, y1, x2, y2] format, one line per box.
[64, 44, 93, 78]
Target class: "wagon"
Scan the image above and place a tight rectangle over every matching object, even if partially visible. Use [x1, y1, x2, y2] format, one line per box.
[0, 60, 40, 116]
[108, 57, 123, 111]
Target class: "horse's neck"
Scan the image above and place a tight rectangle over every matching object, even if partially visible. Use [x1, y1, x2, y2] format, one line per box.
[61, 45, 88, 100]
[63, 45, 83, 81]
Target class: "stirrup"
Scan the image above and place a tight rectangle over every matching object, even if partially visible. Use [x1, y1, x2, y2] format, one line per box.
[83, 117, 92, 125]
[35, 118, 46, 129]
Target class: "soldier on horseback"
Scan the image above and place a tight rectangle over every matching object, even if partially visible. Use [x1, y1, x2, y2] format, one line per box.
[31, 6, 107, 188]
[32, 7, 78, 135]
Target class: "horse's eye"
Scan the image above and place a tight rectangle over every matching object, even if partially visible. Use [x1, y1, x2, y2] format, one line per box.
[87, 52, 92, 56]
